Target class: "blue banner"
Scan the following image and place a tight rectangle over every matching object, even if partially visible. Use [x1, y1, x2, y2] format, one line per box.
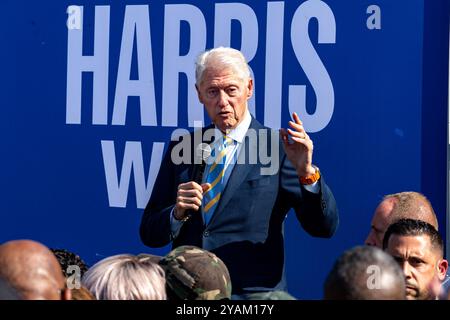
[0, 0, 447, 298]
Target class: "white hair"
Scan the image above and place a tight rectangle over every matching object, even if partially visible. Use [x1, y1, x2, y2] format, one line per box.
[81, 254, 166, 300]
[195, 47, 251, 85]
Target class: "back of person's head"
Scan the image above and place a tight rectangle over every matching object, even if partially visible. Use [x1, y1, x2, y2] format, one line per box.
[50, 248, 89, 278]
[366, 191, 438, 248]
[195, 47, 250, 85]
[81, 254, 166, 300]
[159, 245, 232, 300]
[382, 218, 443, 257]
[385, 192, 438, 229]
[0, 239, 71, 300]
[324, 246, 406, 300]
[71, 285, 96, 300]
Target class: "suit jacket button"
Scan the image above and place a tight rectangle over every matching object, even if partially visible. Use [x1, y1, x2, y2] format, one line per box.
[321, 200, 327, 210]
[203, 231, 210, 237]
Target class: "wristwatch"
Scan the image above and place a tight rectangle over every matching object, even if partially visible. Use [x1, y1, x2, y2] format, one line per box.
[300, 165, 321, 185]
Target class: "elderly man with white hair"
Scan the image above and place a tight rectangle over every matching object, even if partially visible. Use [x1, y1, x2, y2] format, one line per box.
[140, 47, 339, 299]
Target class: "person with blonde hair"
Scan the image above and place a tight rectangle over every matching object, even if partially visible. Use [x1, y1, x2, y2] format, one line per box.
[71, 286, 96, 300]
[82, 254, 166, 300]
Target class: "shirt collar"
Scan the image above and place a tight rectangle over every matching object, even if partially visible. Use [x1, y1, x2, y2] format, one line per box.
[213, 109, 251, 145]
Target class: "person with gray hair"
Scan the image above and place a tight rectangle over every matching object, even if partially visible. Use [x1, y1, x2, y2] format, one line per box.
[81, 254, 166, 300]
[195, 47, 251, 86]
[0, 239, 71, 300]
[141, 46, 338, 298]
[323, 245, 406, 300]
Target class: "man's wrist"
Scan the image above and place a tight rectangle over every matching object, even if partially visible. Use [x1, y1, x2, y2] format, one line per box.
[299, 165, 320, 185]
[296, 163, 315, 177]
[173, 208, 190, 222]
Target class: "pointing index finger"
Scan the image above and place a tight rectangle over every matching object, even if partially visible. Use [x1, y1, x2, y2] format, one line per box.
[292, 112, 302, 125]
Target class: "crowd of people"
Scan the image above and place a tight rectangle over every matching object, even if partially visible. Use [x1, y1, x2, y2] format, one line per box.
[0, 241, 232, 300]
[0, 191, 449, 300]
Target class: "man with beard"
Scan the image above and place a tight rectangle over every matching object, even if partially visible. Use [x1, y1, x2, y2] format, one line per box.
[383, 219, 448, 300]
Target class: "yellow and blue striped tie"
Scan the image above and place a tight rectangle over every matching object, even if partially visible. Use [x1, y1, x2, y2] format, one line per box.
[203, 136, 234, 225]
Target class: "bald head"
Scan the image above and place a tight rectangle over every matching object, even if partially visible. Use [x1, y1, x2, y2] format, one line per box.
[0, 240, 70, 300]
[365, 197, 396, 247]
[387, 192, 438, 229]
[365, 192, 438, 248]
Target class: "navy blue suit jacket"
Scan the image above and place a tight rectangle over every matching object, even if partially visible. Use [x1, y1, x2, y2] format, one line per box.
[140, 117, 339, 294]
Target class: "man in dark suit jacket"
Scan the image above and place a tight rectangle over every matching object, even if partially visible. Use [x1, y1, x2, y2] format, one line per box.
[140, 47, 339, 296]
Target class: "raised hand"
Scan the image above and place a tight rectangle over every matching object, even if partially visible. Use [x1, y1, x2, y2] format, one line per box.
[280, 112, 316, 178]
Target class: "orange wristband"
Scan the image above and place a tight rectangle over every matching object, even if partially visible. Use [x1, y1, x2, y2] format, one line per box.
[300, 166, 320, 185]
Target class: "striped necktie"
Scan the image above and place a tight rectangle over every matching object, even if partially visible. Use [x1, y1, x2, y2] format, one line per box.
[202, 135, 234, 225]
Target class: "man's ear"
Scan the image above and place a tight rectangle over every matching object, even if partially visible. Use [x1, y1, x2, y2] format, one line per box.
[437, 259, 448, 281]
[195, 84, 203, 104]
[247, 79, 253, 99]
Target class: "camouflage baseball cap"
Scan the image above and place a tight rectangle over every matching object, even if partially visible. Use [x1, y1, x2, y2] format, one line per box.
[159, 246, 232, 300]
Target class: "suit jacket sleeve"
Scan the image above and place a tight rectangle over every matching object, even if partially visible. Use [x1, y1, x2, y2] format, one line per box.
[140, 141, 177, 248]
[280, 154, 339, 238]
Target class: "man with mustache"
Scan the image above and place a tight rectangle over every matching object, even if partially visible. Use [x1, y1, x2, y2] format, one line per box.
[383, 218, 448, 300]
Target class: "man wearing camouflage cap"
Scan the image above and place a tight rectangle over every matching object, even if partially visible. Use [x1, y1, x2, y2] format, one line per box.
[159, 245, 231, 300]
